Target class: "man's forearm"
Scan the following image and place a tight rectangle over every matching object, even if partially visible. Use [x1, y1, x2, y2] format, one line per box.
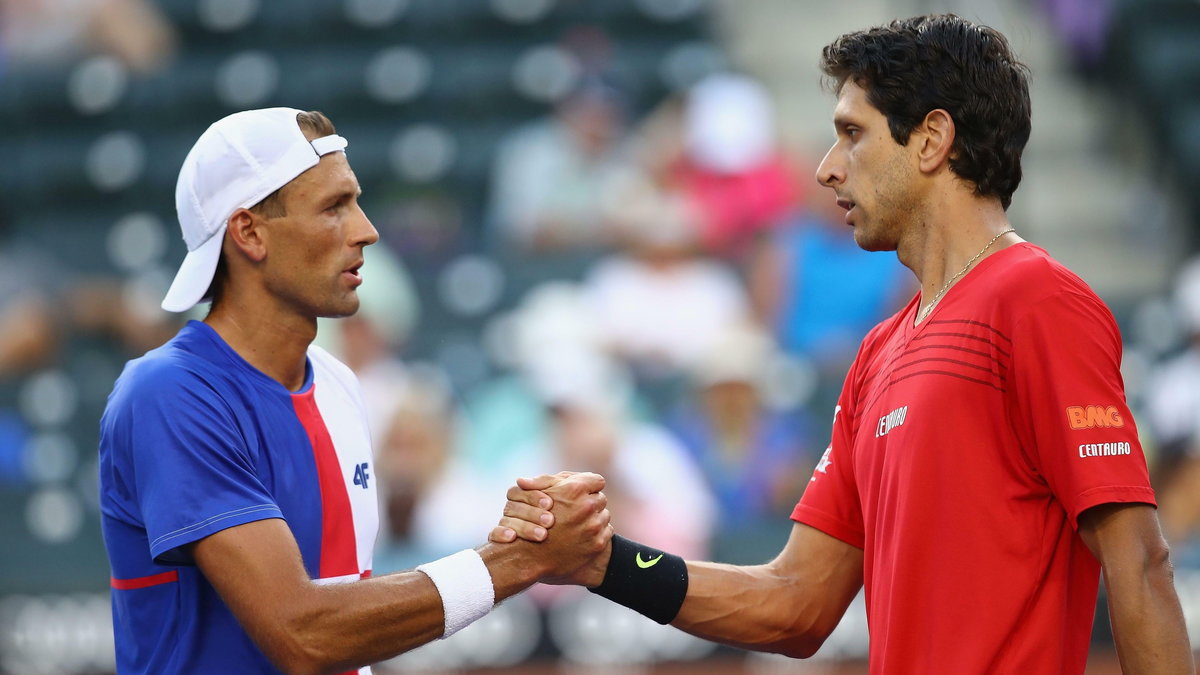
[1107, 554, 1195, 674]
[674, 551, 861, 659]
[257, 543, 547, 675]
[282, 570, 452, 674]
[194, 519, 547, 675]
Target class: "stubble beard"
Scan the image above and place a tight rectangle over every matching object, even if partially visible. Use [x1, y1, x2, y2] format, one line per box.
[320, 289, 361, 319]
[852, 152, 919, 253]
[851, 207, 904, 252]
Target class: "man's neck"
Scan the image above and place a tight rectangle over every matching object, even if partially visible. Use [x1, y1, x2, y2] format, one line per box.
[897, 194, 1022, 323]
[204, 297, 316, 392]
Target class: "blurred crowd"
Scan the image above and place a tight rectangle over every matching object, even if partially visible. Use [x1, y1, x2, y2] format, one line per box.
[0, 0, 175, 75]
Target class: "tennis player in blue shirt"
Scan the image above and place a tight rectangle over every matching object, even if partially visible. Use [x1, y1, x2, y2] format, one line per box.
[99, 108, 610, 675]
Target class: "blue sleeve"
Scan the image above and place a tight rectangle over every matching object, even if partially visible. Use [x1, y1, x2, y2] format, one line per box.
[120, 364, 283, 564]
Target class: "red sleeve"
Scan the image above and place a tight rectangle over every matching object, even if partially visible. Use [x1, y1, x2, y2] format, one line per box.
[791, 358, 866, 549]
[1008, 288, 1155, 529]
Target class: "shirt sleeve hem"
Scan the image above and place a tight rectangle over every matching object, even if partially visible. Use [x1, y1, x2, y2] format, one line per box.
[150, 504, 284, 563]
[791, 505, 865, 550]
[1069, 485, 1158, 530]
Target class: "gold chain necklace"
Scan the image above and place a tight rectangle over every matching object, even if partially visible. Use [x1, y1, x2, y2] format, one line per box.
[916, 228, 1015, 323]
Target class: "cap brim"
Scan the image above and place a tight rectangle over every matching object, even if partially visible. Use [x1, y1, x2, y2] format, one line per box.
[161, 227, 225, 312]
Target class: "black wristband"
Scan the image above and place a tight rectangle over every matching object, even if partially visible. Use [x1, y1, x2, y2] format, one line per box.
[588, 535, 688, 624]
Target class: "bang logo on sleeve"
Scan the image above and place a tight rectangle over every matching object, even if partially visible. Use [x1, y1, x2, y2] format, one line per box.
[1065, 405, 1124, 430]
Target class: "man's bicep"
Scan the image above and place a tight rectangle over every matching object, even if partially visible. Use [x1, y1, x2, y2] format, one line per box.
[1077, 502, 1165, 564]
[752, 523, 865, 642]
[773, 522, 864, 615]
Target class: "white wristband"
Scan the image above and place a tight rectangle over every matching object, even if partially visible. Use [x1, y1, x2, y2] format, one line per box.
[416, 549, 495, 638]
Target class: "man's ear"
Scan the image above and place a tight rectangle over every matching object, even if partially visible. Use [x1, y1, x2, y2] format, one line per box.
[225, 208, 268, 263]
[915, 108, 956, 174]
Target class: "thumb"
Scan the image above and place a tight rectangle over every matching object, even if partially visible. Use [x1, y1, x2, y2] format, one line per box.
[562, 471, 606, 493]
[516, 474, 561, 491]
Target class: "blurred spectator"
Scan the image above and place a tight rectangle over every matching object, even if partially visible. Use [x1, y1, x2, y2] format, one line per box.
[372, 366, 499, 572]
[0, 231, 179, 489]
[749, 202, 912, 367]
[486, 77, 638, 255]
[747, 200, 912, 417]
[1144, 257, 1200, 545]
[461, 282, 601, 476]
[0, 0, 175, 73]
[512, 348, 715, 560]
[0, 234, 178, 380]
[667, 322, 811, 535]
[460, 293, 715, 603]
[583, 200, 751, 378]
[1038, 0, 1113, 74]
[635, 73, 801, 262]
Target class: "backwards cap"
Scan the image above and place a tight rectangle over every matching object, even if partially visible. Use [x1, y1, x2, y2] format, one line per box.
[161, 107, 348, 312]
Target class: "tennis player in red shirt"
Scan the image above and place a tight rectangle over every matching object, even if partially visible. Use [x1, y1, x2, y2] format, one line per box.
[494, 14, 1194, 673]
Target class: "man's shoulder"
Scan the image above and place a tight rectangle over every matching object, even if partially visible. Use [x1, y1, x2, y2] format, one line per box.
[987, 243, 1119, 335]
[993, 243, 1096, 300]
[111, 326, 230, 407]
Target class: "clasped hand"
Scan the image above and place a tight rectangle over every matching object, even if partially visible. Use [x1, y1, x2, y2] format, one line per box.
[489, 471, 613, 587]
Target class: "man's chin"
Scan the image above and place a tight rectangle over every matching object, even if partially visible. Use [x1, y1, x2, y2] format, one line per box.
[318, 296, 361, 319]
[852, 228, 897, 253]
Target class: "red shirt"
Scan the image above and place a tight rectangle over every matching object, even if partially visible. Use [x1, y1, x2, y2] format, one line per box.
[792, 243, 1155, 674]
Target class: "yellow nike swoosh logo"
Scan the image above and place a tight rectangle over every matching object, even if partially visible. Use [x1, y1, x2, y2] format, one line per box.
[636, 553, 663, 569]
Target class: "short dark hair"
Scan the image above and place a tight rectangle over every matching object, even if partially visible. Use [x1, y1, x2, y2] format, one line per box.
[820, 14, 1031, 209]
[206, 110, 337, 307]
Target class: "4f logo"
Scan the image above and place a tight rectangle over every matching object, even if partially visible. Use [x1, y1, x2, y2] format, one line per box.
[353, 462, 370, 489]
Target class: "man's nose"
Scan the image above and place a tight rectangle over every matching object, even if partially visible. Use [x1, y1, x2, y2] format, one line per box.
[354, 207, 379, 247]
[816, 145, 843, 187]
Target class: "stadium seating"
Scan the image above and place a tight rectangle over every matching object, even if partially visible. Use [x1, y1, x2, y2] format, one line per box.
[1105, 0, 1200, 224]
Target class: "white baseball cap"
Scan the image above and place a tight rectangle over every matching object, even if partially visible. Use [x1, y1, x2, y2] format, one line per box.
[161, 107, 349, 312]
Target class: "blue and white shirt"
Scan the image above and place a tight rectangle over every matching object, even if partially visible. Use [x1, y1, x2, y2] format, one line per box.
[99, 320, 378, 674]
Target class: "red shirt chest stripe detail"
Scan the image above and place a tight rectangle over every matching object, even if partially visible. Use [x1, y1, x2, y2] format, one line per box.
[292, 387, 359, 580]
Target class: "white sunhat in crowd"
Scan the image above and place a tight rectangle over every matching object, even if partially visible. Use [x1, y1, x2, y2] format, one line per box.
[160, 107, 348, 312]
[685, 73, 776, 175]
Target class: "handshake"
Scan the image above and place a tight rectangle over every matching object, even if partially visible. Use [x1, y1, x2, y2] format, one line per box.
[424, 470, 687, 642]
[485, 471, 614, 588]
